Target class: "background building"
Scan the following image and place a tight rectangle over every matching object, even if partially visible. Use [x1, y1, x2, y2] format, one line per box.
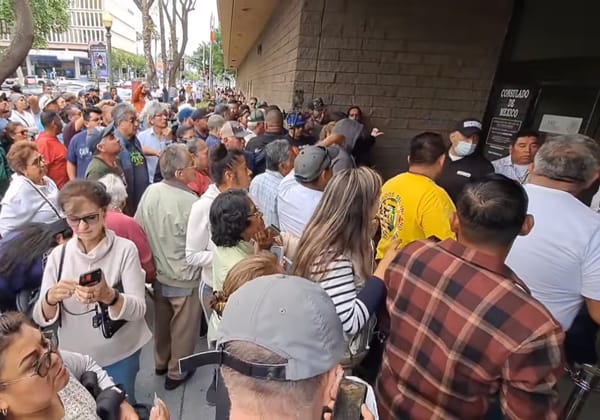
[218, 0, 600, 179]
[0, 0, 141, 78]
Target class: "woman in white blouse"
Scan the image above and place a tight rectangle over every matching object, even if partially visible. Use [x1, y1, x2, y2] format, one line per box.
[0, 142, 61, 236]
[8, 94, 37, 136]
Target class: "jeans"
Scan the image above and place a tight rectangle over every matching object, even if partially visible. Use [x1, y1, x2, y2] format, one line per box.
[104, 349, 141, 405]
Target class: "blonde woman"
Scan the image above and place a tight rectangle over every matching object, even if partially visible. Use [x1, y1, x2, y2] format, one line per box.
[292, 167, 386, 364]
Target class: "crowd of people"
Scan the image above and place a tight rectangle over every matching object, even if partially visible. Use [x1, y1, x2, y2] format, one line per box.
[0, 80, 596, 420]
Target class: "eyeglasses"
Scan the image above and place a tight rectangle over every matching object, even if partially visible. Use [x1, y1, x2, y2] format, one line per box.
[66, 212, 101, 226]
[0, 331, 57, 386]
[126, 117, 138, 124]
[153, 114, 168, 119]
[248, 208, 263, 219]
[27, 155, 45, 168]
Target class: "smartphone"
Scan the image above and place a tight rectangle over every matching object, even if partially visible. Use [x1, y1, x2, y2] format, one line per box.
[269, 224, 281, 236]
[79, 269, 102, 287]
[333, 378, 368, 420]
[271, 245, 284, 263]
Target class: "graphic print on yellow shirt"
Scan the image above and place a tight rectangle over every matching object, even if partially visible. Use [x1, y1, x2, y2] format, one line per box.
[376, 172, 456, 259]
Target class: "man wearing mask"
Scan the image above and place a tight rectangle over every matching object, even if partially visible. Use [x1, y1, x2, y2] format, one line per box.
[438, 118, 493, 202]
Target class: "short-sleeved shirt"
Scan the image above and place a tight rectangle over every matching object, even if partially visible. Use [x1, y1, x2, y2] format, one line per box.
[249, 169, 283, 228]
[376, 172, 455, 259]
[277, 170, 322, 238]
[438, 152, 494, 202]
[67, 129, 92, 179]
[507, 184, 600, 330]
[36, 132, 68, 188]
[377, 238, 564, 420]
[85, 156, 124, 182]
[137, 128, 169, 183]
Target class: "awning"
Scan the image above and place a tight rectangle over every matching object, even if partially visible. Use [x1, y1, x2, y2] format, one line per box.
[30, 55, 60, 64]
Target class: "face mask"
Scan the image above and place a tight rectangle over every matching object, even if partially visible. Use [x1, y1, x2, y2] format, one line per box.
[454, 141, 477, 157]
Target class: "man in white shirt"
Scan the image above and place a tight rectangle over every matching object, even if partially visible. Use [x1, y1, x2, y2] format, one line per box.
[507, 134, 600, 334]
[493, 129, 542, 183]
[249, 139, 294, 229]
[277, 146, 335, 237]
[137, 102, 169, 182]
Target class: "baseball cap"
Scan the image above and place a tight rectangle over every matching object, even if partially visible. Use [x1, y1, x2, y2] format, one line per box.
[0, 92, 7, 102]
[88, 86, 100, 92]
[178, 107, 194, 123]
[309, 97, 325, 111]
[39, 95, 60, 111]
[179, 274, 345, 381]
[86, 123, 116, 154]
[220, 121, 252, 139]
[247, 110, 264, 123]
[286, 112, 306, 128]
[455, 118, 482, 137]
[207, 114, 225, 131]
[191, 108, 208, 121]
[294, 145, 336, 183]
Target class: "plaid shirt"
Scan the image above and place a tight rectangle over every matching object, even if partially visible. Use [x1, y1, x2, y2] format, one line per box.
[376, 239, 564, 420]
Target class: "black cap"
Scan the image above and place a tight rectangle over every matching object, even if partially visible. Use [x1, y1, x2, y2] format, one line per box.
[191, 108, 208, 121]
[455, 118, 482, 137]
[0, 92, 8, 102]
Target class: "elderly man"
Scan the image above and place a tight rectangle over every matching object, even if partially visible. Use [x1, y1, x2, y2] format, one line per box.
[113, 103, 149, 215]
[277, 145, 335, 237]
[508, 135, 600, 333]
[492, 129, 542, 183]
[206, 114, 225, 150]
[249, 139, 294, 229]
[376, 175, 564, 419]
[135, 144, 201, 391]
[179, 274, 377, 420]
[138, 102, 170, 183]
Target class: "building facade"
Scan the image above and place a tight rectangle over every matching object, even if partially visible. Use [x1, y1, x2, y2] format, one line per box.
[0, 0, 141, 78]
[219, 0, 600, 179]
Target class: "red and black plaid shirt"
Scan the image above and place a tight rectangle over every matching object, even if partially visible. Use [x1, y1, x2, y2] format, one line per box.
[376, 239, 565, 420]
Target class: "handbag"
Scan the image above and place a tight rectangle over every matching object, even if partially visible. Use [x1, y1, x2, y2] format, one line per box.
[23, 177, 64, 223]
[95, 281, 126, 339]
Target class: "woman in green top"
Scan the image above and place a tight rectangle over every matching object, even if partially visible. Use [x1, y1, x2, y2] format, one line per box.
[207, 189, 272, 343]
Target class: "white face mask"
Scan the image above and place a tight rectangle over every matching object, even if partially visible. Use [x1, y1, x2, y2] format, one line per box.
[454, 141, 477, 157]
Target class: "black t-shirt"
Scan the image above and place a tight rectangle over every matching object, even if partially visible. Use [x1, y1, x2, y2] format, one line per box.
[438, 153, 494, 203]
[246, 131, 287, 176]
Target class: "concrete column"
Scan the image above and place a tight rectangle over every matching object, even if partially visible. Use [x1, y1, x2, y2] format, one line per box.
[26, 56, 33, 76]
[74, 57, 81, 78]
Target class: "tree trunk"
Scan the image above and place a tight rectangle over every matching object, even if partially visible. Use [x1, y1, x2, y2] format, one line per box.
[158, 0, 168, 89]
[140, 0, 158, 86]
[0, 0, 34, 85]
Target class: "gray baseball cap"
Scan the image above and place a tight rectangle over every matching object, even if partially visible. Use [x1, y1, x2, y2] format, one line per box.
[179, 274, 345, 381]
[294, 145, 337, 183]
[87, 123, 116, 154]
[207, 114, 225, 131]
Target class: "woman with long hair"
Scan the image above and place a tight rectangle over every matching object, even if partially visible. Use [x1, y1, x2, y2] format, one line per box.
[292, 167, 386, 365]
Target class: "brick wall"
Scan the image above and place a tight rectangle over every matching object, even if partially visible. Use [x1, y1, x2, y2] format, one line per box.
[235, 0, 304, 110]
[236, 0, 512, 178]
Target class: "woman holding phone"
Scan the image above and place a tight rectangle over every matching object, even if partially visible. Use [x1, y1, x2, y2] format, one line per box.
[32, 180, 151, 404]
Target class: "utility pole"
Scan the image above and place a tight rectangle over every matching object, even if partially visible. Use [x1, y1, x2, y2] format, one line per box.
[209, 12, 214, 92]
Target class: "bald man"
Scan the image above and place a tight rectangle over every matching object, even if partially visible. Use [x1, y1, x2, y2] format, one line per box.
[245, 109, 287, 175]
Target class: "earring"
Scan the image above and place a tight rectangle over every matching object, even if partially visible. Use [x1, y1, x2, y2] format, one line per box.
[1, 408, 7, 415]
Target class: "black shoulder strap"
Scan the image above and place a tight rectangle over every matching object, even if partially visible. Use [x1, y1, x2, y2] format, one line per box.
[23, 177, 62, 219]
[57, 244, 66, 281]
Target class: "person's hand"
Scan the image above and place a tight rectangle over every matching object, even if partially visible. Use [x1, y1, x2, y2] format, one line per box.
[371, 128, 384, 138]
[149, 398, 170, 420]
[359, 404, 376, 420]
[74, 274, 114, 305]
[27, 95, 39, 107]
[46, 280, 78, 305]
[322, 366, 344, 419]
[119, 401, 139, 420]
[320, 133, 345, 147]
[374, 239, 401, 279]
[253, 229, 274, 251]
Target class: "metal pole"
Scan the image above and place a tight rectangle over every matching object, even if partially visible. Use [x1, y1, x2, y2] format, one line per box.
[208, 40, 213, 91]
[106, 28, 112, 87]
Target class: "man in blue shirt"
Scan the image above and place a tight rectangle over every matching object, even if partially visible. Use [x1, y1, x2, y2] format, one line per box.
[66, 106, 103, 179]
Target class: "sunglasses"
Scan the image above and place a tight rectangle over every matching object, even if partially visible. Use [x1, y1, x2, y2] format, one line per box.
[28, 156, 44, 167]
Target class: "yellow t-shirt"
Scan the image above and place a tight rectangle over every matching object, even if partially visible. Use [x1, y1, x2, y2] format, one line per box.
[376, 172, 456, 259]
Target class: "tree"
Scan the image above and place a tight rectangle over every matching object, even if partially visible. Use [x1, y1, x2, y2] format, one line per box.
[112, 48, 146, 78]
[0, 0, 69, 84]
[160, 0, 196, 88]
[132, 0, 158, 86]
[190, 28, 233, 84]
[0, 0, 69, 47]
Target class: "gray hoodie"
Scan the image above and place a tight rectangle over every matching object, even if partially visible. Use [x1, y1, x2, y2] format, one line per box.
[330, 118, 363, 173]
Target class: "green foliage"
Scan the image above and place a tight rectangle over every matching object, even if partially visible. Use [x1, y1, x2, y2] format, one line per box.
[190, 28, 233, 81]
[0, 0, 70, 48]
[111, 48, 146, 73]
